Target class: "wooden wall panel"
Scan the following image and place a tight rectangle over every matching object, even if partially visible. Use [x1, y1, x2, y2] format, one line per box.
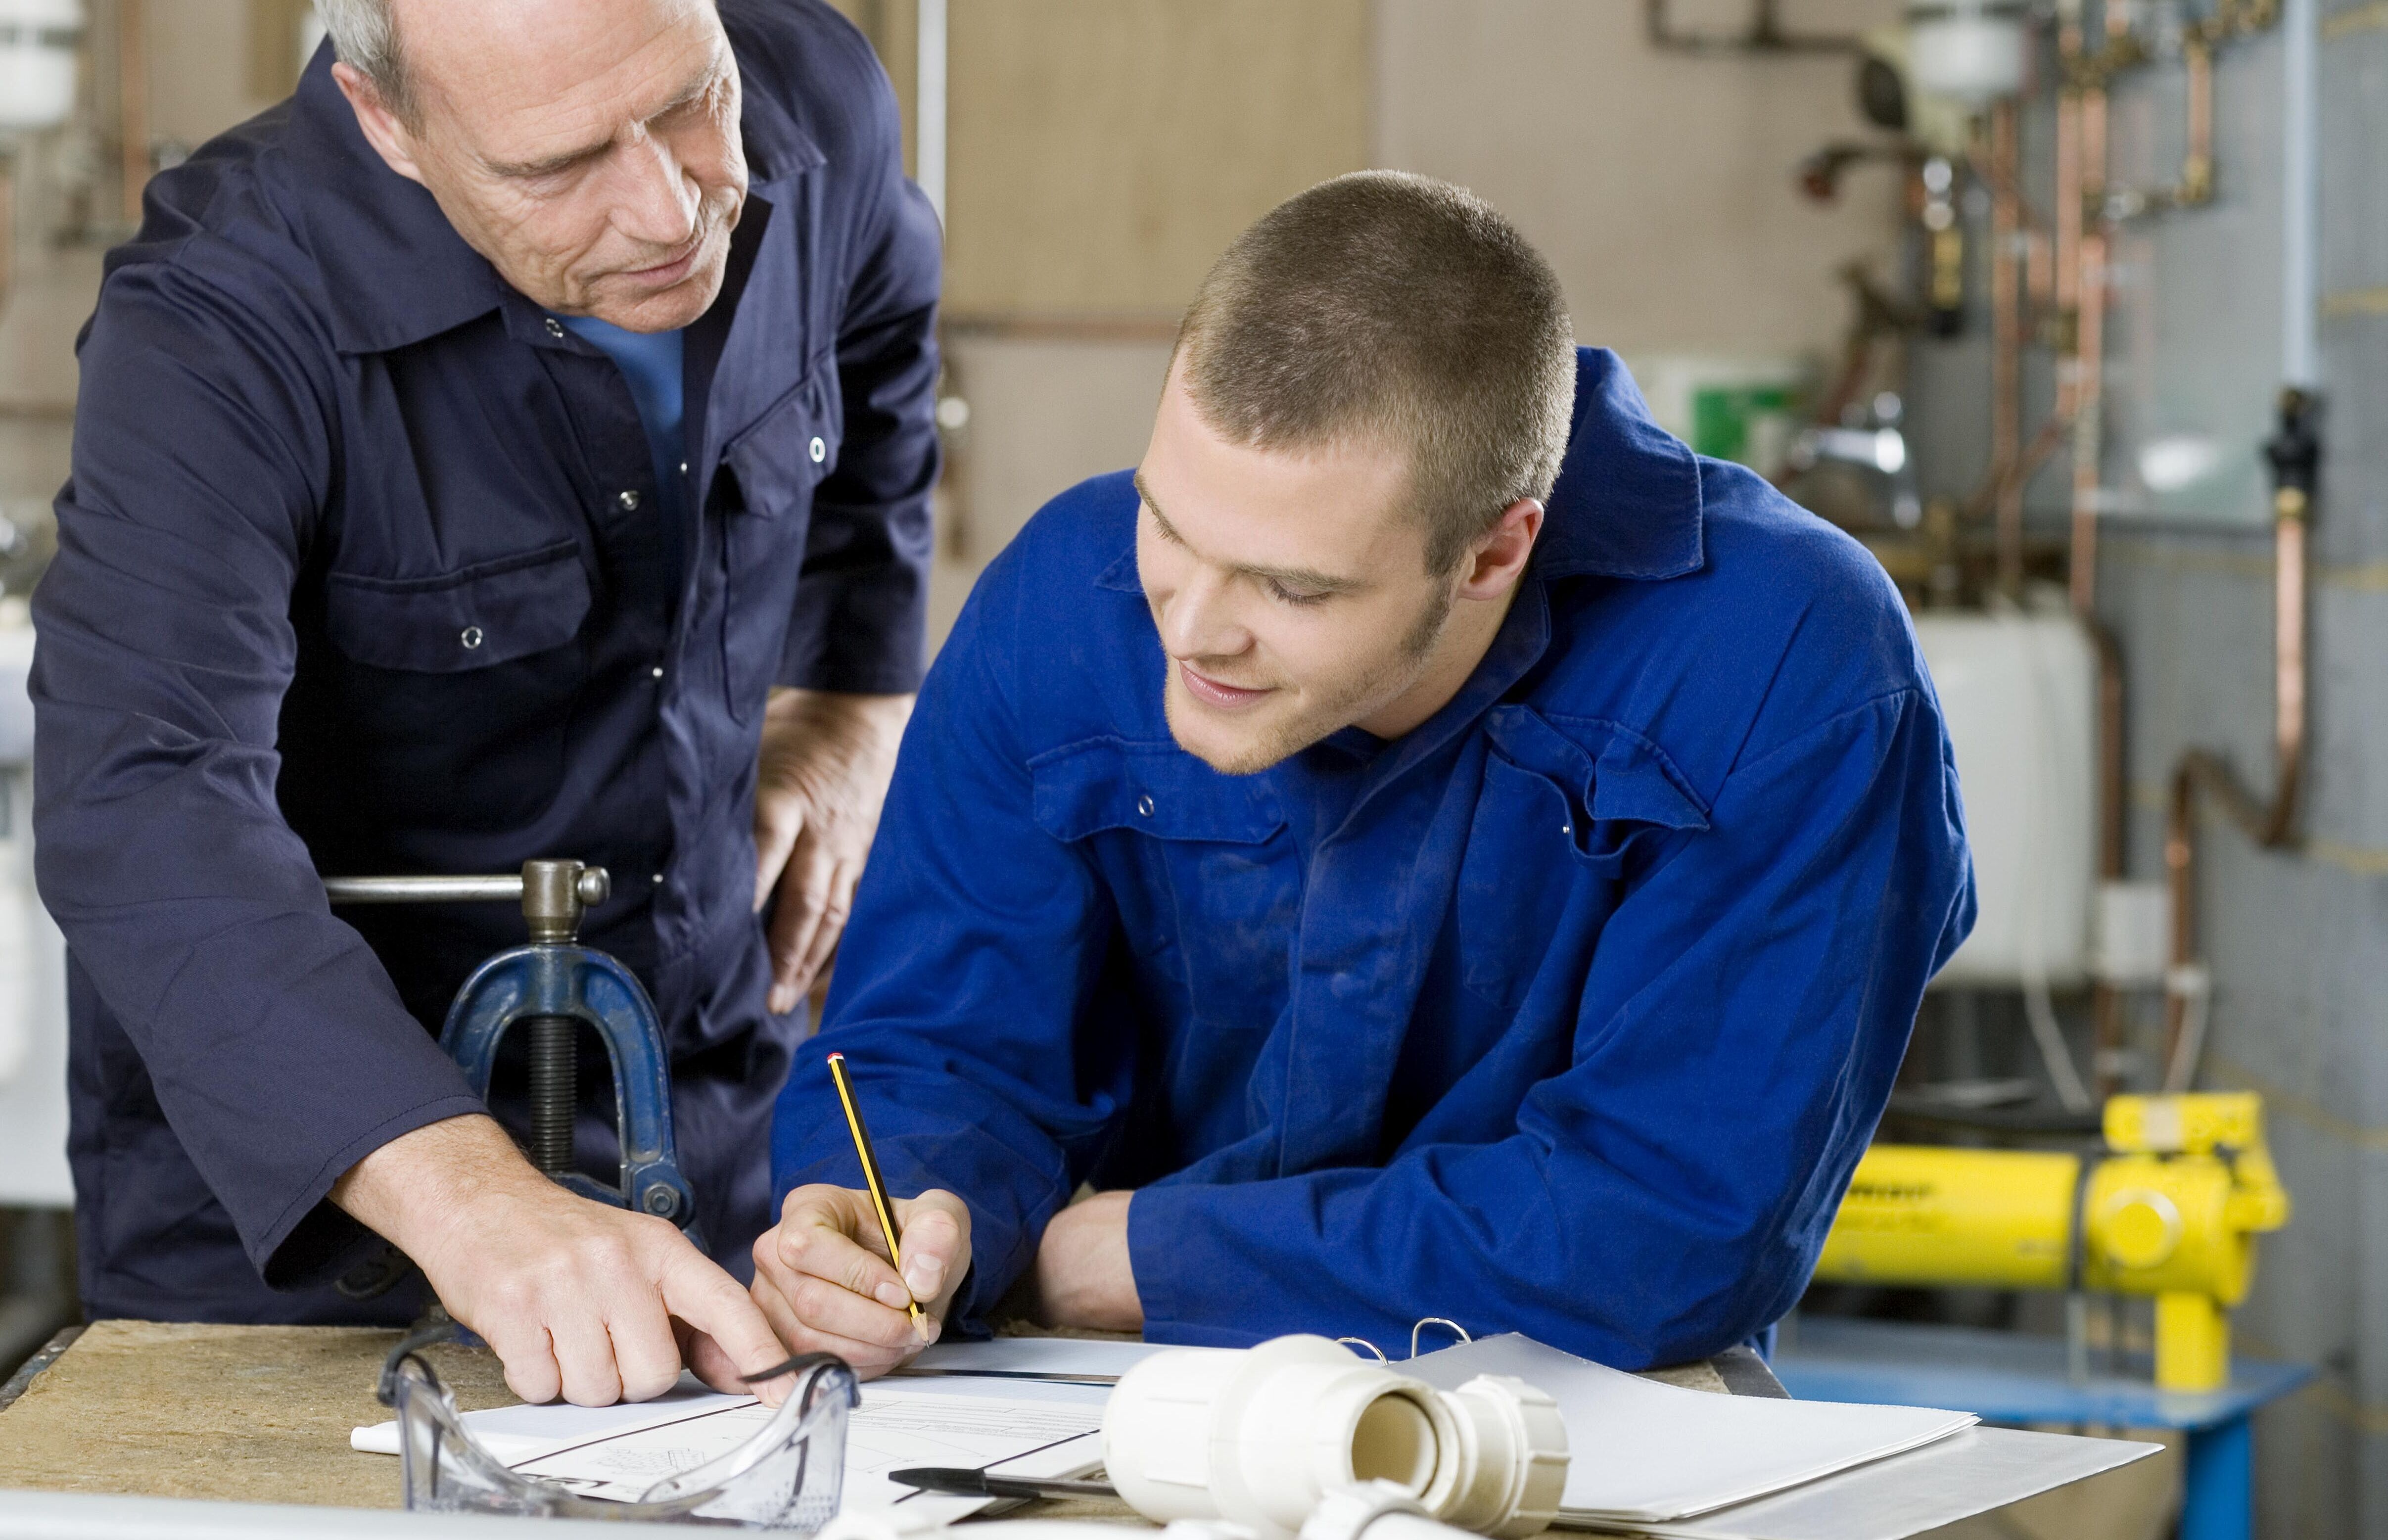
[832, 0, 1371, 323]
[941, 0, 1369, 320]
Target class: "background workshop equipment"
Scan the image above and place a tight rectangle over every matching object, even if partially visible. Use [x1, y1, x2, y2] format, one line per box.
[3, 2, 2386, 1537]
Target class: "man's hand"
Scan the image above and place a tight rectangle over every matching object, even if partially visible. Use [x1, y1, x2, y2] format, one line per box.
[332, 1115, 793, 1407]
[1031, 1189, 1143, 1332]
[750, 1184, 969, 1378]
[753, 689, 915, 1014]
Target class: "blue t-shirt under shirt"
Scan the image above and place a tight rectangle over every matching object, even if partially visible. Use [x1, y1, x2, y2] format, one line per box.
[559, 314, 688, 583]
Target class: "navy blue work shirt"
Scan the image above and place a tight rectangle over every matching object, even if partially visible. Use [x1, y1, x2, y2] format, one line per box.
[33, 2, 938, 1322]
[773, 350, 1974, 1367]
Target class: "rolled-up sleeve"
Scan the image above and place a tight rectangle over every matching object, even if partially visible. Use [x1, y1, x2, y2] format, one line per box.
[1128, 689, 1974, 1364]
[33, 269, 484, 1288]
[777, 44, 941, 697]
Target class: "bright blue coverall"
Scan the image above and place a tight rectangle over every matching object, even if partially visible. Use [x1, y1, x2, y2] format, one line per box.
[773, 348, 1975, 1368]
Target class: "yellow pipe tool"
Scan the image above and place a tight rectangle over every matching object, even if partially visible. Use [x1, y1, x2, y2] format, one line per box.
[1814, 1093, 2291, 1391]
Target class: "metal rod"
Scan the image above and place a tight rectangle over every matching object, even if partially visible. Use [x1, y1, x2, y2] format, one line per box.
[526, 1016, 576, 1175]
[915, 0, 946, 226]
[322, 875, 525, 904]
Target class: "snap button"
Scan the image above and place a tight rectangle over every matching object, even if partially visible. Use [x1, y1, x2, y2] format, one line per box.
[543, 317, 564, 339]
[1136, 793, 1155, 817]
[650, 665, 664, 679]
[618, 489, 641, 511]
[460, 625, 484, 650]
[809, 436, 827, 464]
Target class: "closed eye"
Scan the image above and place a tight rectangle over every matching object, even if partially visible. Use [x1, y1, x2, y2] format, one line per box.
[1264, 577, 1332, 607]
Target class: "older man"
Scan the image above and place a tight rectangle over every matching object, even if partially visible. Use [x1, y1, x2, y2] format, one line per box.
[33, 0, 935, 1404]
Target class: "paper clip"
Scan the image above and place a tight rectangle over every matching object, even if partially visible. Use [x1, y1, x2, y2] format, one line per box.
[1336, 1315, 1476, 1364]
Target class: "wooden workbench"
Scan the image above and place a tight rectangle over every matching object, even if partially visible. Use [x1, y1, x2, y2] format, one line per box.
[0, 1321, 518, 1509]
[0, 1320, 1753, 1515]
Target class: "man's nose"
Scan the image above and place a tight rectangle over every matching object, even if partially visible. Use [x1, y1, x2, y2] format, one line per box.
[611, 131, 701, 250]
[1157, 568, 1251, 662]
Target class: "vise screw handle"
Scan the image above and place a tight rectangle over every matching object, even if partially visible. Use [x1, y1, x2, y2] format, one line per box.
[322, 859, 611, 943]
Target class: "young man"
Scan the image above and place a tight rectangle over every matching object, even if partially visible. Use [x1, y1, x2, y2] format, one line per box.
[753, 173, 1973, 1373]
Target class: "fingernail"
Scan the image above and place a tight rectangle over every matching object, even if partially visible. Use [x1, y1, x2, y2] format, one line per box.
[875, 1282, 911, 1309]
[904, 1261, 939, 1297]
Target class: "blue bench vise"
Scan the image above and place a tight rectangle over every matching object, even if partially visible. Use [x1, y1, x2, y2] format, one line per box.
[323, 859, 699, 1244]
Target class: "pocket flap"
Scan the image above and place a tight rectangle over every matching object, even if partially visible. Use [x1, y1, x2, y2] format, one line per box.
[1029, 737, 1286, 845]
[1483, 705, 1710, 832]
[724, 363, 842, 518]
[326, 541, 591, 673]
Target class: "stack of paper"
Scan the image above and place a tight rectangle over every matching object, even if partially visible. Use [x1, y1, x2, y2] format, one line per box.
[1402, 1335, 1976, 1528]
[353, 1373, 1107, 1520]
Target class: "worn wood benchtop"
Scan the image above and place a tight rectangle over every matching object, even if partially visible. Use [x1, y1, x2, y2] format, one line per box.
[0, 1321, 517, 1510]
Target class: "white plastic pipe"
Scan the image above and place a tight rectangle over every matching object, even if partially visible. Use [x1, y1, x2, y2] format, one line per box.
[1103, 1337, 1567, 1540]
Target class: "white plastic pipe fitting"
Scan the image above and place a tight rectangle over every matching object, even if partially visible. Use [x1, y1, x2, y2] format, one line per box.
[1102, 1335, 1569, 1540]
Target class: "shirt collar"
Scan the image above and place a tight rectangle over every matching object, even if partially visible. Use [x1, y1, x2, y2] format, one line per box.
[284, 38, 824, 357]
[1533, 346, 1706, 582]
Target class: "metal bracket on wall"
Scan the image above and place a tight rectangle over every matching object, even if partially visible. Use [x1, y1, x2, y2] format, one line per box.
[1643, 0, 1863, 55]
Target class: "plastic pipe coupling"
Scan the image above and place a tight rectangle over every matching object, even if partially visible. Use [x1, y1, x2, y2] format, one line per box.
[1102, 1335, 1569, 1540]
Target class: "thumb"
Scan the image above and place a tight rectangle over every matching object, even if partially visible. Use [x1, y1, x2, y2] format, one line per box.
[891, 1197, 966, 1304]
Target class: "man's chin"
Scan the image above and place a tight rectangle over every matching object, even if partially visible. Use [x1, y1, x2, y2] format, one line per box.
[582, 246, 730, 332]
[1162, 688, 1318, 777]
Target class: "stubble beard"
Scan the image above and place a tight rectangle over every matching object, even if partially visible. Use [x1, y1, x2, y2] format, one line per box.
[1165, 579, 1456, 777]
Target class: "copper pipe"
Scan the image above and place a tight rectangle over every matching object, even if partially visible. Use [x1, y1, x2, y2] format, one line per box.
[117, 0, 149, 226]
[2183, 37, 2214, 204]
[2090, 621, 2128, 1095]
[2054, 92, 2082, 315]
[2163, 426, 2314, 1074]
[2068, 86, 2109, 616]
[1988, 100, 2024, 596]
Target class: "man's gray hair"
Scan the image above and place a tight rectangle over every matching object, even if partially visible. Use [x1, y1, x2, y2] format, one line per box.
[316, 0, 417, 121]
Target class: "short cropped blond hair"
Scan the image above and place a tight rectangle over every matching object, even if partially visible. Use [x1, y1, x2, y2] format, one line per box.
[1174, 172, 1577, 573]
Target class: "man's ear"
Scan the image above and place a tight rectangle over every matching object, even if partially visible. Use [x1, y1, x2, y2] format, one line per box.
[331, 60, 429, 186]
[1456, 498, 1545, 601]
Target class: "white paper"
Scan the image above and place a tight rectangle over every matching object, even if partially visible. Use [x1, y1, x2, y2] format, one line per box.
[1621, 1426, 2162, 1540]
[1403, 1334, 1976, 1524]
[354, 1375, 1107, 1516]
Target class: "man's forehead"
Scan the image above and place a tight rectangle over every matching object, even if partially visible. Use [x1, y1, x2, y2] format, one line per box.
[395, 0, 724, 148]
[1143, 377, 1418, 580]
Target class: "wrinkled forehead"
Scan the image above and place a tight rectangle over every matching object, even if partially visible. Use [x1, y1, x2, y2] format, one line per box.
[395, 0, 729, 153]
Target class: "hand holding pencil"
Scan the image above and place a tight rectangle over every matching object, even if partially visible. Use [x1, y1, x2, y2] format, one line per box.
[748, 1053, 975, 1378]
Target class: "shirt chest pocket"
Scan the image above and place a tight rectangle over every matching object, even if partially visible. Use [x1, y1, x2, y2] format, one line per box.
[319, 540, 593, 829]
[1456, 708, 1710, 1013]
[1029, 739, 1294, 1007]
[718, 364, 843, 723]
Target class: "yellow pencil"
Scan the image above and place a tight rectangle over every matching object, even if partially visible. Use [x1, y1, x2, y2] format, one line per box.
[826, 1051, 926, 1329]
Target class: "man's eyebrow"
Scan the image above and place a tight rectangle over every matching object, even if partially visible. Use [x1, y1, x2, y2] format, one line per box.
[1133, 471, 1361, 594]
[483, 57, 725, 179]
